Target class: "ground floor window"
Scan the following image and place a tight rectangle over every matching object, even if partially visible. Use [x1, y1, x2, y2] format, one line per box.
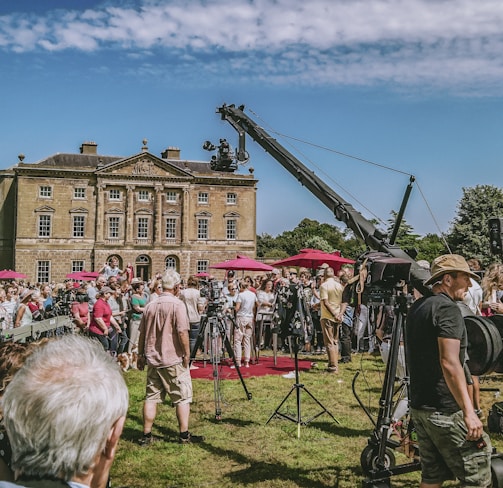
[37, 260, 50, 283]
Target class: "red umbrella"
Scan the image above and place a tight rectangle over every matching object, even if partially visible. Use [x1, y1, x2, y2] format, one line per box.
[195, 272, 210, 278]
[210, 255, 273, 272]
[0, 270, 28, 279]
[272, 250, 354, 272]
[65, 271, 100, 280]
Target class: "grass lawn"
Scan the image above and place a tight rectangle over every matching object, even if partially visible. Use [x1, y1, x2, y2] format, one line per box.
[111, 352, 503, 488]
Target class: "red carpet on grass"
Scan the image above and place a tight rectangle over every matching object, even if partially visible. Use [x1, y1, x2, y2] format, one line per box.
[190, 354, 313, 380]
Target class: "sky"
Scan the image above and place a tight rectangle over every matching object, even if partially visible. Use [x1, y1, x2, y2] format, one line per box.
[1, 0, 502, 241]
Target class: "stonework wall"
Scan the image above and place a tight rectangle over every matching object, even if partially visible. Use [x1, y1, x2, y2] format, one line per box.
[2, 150, 257, 283]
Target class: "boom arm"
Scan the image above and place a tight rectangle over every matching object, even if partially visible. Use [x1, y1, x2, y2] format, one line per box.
[217, 103, 431, 296]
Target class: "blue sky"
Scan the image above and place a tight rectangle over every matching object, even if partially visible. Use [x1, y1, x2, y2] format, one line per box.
[1, 0, 502, 240]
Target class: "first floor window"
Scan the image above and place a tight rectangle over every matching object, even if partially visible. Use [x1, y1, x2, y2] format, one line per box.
[197, 260, 209, 274]
[73, 216, 85, 238]
[109, 217, 120, 239]
[226, 192, 237, 204]
[197, 218, 208, 239]
[137, 217, 149, 239]
[226, 219, 237, 240]
[138, 189, 150, 201]
[38, 215, 51, 237]
[166, 191, 177, 203]
[198, 192, 209, 204]
[37, 261, 50, 283]
[72, 260, 84, 272]
[165, 218, 176, 239]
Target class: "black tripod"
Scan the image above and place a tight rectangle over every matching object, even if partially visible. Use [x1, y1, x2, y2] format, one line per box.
[190, 305, 252, 419]
[266, 335, 340, 438]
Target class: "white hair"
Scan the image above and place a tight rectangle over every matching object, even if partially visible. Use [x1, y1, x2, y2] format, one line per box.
[162, 269, 181, 290]
[2, 335, 129, 480]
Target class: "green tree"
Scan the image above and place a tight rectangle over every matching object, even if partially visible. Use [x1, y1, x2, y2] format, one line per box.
[416, 233, 449, 263]
[446, 185, 503, 265]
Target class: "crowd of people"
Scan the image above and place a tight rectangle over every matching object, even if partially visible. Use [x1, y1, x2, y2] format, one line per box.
[1, 253, 503, 487]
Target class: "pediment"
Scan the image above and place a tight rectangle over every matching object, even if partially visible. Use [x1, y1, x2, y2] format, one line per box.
[224, 211, 240, 218]
[69, 207, 89, 214]
[195, 210, 212, 217]
[134, 208, 153, 215]
[95, 153, 193, 179]
[105, 207, 124, 214]
[34, 205, 55, 213]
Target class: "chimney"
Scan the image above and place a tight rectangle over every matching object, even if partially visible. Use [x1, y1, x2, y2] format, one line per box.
[161, 146, 181, 160]
[80, 141, 98, 155]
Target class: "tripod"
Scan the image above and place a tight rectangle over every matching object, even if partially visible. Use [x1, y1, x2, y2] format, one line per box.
[190, 305, 252, 420]
[266, 335, 340, 438]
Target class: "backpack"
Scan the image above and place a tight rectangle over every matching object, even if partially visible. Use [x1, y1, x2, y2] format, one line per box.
[488, 402, 503, 433]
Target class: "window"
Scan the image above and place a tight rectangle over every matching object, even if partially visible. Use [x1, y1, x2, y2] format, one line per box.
[227, 192, 237, 204]
[165, 256, 177, 270]
[197, 260, 209, 274]
[109, 189, 121, 201]
[226, 219, 237, 240]
[166, 191, 177, 203]
[39, 186, 52, 198]
[38, 215, 51, 237]
[72, 260, 84, 272]
[108, 217, 120, 239]
[37, 261, 50, 283]
[73, 188, 86, 199]
[137, 217, 149, 239]
[165, 218, 176, 240]
[197, 218, 208, 239]
[198, 192, 209, 204]
[138, 189, 150, 201]
[73, 216, 85, 238]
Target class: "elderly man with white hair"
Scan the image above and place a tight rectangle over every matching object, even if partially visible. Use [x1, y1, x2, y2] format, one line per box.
[137, 269, 204, 446]
[0, 335, 128, 488]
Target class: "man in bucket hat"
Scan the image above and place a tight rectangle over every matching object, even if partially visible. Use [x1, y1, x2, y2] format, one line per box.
[405, 254, 491, 487]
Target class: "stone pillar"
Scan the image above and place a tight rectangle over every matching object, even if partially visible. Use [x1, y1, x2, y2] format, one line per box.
[96, 183, 106, 242]
[182, 188, 190, 244]
[126, 185, 135, 243]
[154, 185, 163, 245]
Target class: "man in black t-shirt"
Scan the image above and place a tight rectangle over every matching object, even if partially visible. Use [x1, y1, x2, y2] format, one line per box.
[406, 254, 491, 488]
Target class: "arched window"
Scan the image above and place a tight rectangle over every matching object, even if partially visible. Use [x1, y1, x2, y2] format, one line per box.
[165, 256, 178, 270]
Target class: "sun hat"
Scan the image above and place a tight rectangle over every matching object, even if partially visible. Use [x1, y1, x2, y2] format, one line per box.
[424, 254, 480, 286]
[98, 286, 113, 295]
[19, 289, 34, 302]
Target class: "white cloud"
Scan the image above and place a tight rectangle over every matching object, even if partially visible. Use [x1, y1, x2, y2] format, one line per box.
[2, 0, 503, 92]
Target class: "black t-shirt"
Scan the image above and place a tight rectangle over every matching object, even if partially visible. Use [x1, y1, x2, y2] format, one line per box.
[406, 292, 467, 413]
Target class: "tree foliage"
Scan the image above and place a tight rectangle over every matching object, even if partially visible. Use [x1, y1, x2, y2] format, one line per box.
[447, 185, 503, 265]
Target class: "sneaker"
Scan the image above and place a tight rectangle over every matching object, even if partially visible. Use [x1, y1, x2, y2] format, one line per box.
[326, 366, 338, 373]
[138, 434, 163, 446]
[179, 432, 205, 444]
[282, 371, 296, 379]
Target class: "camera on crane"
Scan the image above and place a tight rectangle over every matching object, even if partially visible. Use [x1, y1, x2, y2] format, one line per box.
[202, 138, 238, 172]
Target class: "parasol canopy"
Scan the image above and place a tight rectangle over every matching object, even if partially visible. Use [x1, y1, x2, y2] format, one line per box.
[195, 272, 211, 278]
[210, 255, 273, 272]
[65, 271, 100, 280]
[272, 250, 354, 273]
[0, 270, 28, 279]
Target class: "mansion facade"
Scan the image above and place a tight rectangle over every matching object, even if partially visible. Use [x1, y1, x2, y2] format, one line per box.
[0, 141, 257, 283]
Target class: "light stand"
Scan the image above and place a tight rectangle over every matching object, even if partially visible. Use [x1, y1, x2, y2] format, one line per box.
[266, 335, 340, 438]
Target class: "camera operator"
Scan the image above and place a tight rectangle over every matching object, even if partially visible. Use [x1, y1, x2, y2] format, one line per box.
[406, 254, 491, 487]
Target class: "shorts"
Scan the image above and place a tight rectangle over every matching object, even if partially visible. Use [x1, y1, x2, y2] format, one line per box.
[145, 363, 193, 406]
[411, 408, 491, 487]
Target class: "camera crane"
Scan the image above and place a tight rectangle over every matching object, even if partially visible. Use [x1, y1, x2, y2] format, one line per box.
[215, 103, 431, 295]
